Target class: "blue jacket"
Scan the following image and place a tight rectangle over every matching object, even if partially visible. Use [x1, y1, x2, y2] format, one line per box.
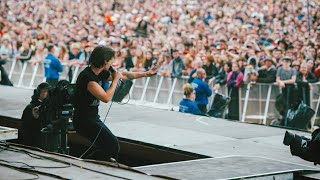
[192, 78, 212, 105]
[179, 98, 201, 115]
[43, 53, 63, 79]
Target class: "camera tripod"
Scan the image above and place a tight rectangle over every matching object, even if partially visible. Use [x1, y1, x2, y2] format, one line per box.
[40, 104, 74, 154]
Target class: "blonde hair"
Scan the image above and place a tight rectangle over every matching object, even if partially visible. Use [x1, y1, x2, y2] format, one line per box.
[135, 50, 146, 68]
[184, 54, 194, 67]
[58, 45, 68, 60]
[183, 83, 194, 97]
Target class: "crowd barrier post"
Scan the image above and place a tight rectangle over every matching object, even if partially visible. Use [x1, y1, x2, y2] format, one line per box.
[71, 65, 80, 84]
[140, 77, 150, 101]
[241, 83, 251, 122]
[8, 58, 16, 79]
[129, 79, 136, 97]
[17, 62, 28, 87]
[166, 78, 177, 106]
[153, 75, 164, 104]
[263, 84, 273, 125]
[28, 62, 39, 88]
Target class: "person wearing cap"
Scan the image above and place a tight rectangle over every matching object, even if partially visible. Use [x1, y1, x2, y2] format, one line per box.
[21, 82, 50, 147]
[306, 59, 315, 72]
[226, 45, 240, 60]
[276, 56, 297, 123]
[257, 56, 277, 83]
[276, 56, 296, 89]
[291, 60, 300, 72]
[243, 56, 258, 83]
[110, 37, 121, 49]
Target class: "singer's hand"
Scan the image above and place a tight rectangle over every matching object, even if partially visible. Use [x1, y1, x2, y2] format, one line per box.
[112, 71, 122, 82]
[146, 64, 159, 77]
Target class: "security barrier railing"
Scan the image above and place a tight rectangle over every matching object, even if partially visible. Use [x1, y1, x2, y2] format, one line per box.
[3, 58, 320, 129]
[239, 82, 320, 129]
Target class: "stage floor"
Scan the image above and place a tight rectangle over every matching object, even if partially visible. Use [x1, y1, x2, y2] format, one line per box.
[0, 85, 319, 179]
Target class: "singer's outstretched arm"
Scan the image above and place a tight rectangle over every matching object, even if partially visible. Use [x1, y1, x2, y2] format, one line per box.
[120, 65, 158, 80]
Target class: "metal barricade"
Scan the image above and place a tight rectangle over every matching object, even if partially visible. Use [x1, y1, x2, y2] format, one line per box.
[4, 59, 320, 129]
[240, 82, 320, 128]
[240, 83, 277, 124]
[6, 59, 45, 88]
[4, 58, 86, 88]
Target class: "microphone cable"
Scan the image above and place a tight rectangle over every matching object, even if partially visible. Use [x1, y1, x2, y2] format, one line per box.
[79, 79, 123, 159]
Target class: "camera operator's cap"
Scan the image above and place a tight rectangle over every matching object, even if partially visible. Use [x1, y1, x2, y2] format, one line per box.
[36, 82, 51, 95]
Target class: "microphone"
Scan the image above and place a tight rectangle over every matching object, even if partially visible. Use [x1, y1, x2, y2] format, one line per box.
[108, 66, 116, 73]
[109, 66, 124, 84]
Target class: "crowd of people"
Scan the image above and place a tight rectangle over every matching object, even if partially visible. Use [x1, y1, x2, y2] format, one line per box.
[0, 0, 320, 120]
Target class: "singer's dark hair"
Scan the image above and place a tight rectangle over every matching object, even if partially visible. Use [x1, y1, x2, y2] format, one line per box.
[89, 45, 115, 68]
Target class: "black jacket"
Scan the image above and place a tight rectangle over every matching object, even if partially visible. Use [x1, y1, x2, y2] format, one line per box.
[21, 96, 42, 147]
[257, 66, 277, 83]
[203, 63, 218, 81]
[215, 69, 228, 86]
[296, 71, 318, 84]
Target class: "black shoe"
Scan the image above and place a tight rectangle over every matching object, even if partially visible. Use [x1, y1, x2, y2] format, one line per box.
[283, 131, 295, 146]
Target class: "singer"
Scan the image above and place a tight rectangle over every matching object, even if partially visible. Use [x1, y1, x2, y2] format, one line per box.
[73, 45, 158, 160]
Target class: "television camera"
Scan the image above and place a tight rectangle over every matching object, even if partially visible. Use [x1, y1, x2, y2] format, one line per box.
[39, 80, 75, 154]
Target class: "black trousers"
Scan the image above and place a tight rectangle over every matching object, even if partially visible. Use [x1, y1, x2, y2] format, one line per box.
[197, 104, 207, 113]
[0, 65, 13, 86]
[74, 117, 120, 160]
[228, 87, 239, 120]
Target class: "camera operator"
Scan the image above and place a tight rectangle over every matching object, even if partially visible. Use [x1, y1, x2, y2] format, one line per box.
[21, 83, 50, 147]
[73, 45, 158, 160]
